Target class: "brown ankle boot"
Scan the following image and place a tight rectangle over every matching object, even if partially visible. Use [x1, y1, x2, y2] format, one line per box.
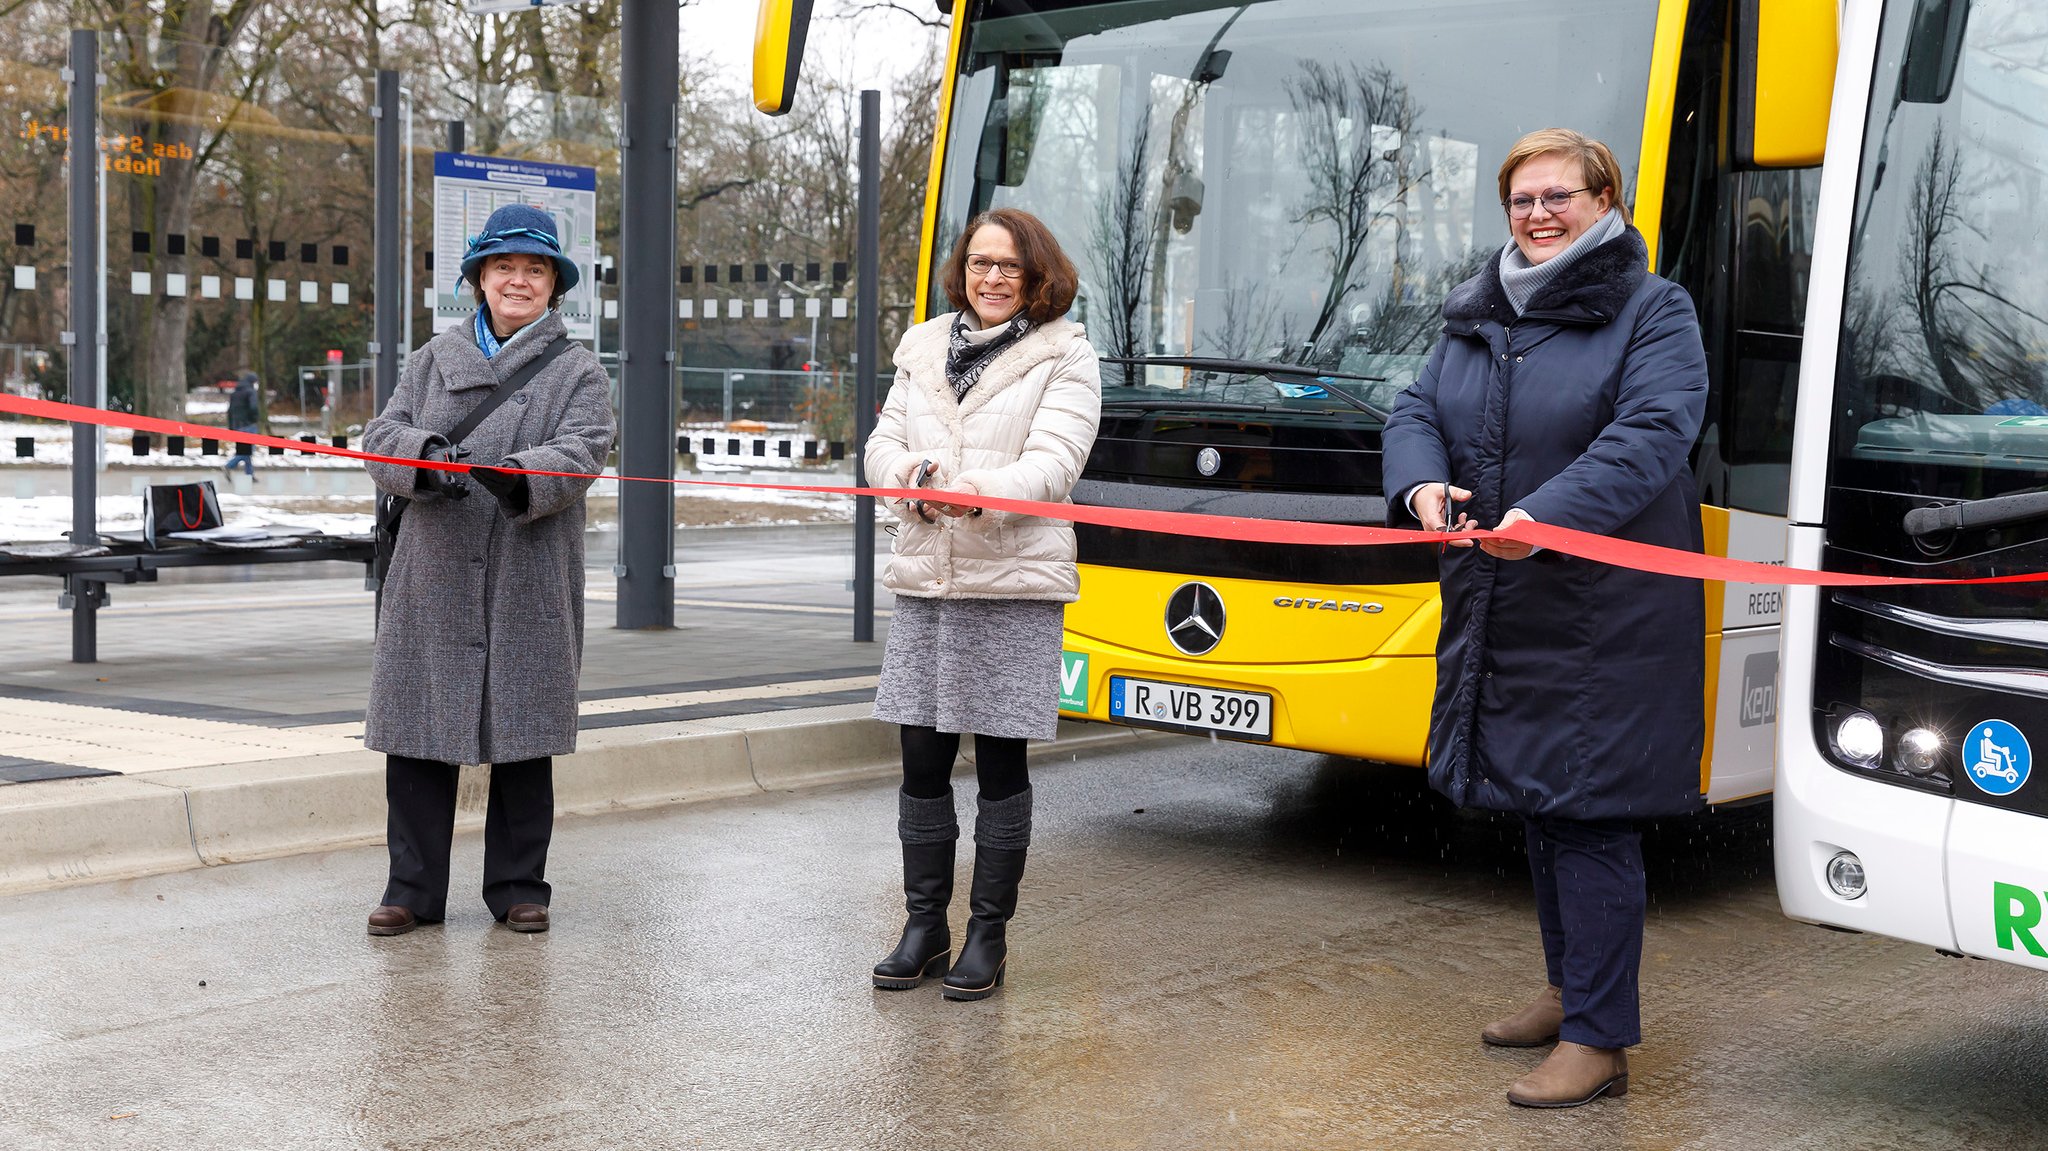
[1506, 1042, 1628, 1108]
[1481, 985, 1563, 1047]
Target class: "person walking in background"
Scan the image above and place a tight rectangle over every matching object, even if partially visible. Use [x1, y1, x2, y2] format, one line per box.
[1381, 129, 1710, 1107]
[865, 207, 1101, 1000]
[358, 204, 615, 938]
[225, 370, 260, 478]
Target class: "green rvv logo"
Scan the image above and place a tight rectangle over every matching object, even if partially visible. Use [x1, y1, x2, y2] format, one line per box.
[1993, 881, 2048, 957]
[1058, 651, 1089, 713]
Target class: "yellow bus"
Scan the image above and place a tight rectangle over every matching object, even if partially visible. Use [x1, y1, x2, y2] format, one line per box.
[892, 0, 1834, 801]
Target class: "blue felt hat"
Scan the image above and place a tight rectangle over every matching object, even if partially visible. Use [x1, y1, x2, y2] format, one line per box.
[459, 204, 580, 294]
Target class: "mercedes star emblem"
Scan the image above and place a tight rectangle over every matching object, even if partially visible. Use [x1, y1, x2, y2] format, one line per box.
[1195, 447, 1221, 477]
[1165, 581, 1226, 656]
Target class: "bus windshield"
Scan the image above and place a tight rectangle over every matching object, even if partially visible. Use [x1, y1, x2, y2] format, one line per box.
[931, 0, 1659, 421]
[1835, 0, 2048, 494]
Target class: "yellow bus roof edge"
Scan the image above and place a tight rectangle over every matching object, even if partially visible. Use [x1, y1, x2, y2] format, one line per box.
[1633, 0, 1691, 269]
[915, 7, 972, 323]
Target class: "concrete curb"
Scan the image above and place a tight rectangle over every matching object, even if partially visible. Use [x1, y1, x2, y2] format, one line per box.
[0, 708, 1150, 896]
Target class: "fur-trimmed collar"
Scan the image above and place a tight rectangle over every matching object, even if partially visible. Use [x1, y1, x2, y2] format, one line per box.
[895, 312, 1085, 419]
[1441, 225, 1649, 329]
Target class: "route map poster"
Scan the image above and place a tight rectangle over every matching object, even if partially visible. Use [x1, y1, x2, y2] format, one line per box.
[431, 152, 598, 341]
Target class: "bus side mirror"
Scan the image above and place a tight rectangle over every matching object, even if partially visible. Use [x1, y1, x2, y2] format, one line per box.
[753, 0, 815, 117]
[1733, 0, 1837, 168]
[975, 69, 1044, 188]
[1899, 0, 1971, 104]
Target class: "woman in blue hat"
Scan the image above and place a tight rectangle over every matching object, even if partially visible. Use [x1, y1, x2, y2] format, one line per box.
[359, 204, 615, 937]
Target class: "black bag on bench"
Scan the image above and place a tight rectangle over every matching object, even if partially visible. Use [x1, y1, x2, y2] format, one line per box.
[144, 480, 224, 547]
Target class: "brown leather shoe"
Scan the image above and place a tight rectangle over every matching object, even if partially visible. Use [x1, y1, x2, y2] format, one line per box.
[1482, 984, 1563, 1047]
[505, 903, 550, 933]
[367, 905, 417, 936]
[1507, 1042, 1629, 1108]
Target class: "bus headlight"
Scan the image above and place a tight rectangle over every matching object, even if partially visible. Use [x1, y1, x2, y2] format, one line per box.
[1832, 710, 1885, 767]
[1896, 727, 1944, 775]
[1826, 851, 1867, 899]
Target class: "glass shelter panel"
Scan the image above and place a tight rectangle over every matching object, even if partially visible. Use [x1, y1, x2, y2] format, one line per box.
[3, 30, 96, 536]
[98, 37, 377, 431]
[1, 33, 71, 409]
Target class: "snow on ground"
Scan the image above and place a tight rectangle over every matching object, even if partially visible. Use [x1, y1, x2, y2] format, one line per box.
[1, 417, 365, 469]
[0, 494, 375, 541]
[3, 419, 832, 471]
[4, 396, 868, 540]
[1, 473, 864, 542]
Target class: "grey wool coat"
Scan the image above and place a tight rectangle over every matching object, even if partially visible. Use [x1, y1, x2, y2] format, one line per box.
[361, 311, 615, 765]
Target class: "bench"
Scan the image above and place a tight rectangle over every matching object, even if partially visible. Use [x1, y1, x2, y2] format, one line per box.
[0, 534, 376, 662]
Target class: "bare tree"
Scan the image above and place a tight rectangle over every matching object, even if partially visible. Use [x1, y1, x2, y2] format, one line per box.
[1902, 124, 2048, 409]
[81, 0, 287, 415]
[827, 0, 948, 30]
[1285, 61, 1421, 365]
[1089, 110, 1157, 374]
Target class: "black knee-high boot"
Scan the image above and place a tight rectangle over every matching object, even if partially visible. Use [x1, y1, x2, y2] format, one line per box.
[873, 790, 957, 989]
[944, 788, 1031, 1001]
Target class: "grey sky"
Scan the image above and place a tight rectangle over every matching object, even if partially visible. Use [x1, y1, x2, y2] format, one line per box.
[680, 0, 947, 100]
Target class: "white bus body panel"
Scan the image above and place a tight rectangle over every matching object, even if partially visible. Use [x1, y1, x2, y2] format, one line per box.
[1783, 0, 1880, 530]
[1709, 627, 1779, 803]
[1707, 510, 1788, 803]
[1776, 524, 1957, 952]
[1774, 744, 1957, 950]
[1947, 805, 2048, 971]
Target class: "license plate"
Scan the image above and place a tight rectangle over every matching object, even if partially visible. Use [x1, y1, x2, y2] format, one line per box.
[1109, 676, 1272, 741]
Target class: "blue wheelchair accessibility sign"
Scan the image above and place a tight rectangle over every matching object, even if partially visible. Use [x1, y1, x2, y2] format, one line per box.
[1965, 719, 2032, 796]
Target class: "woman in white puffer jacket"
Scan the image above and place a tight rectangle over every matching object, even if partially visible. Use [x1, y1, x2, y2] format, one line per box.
[865, 207, 1101, 1002]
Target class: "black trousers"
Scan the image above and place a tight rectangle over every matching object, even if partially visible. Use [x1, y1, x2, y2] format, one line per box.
[1525, 816, 1645, 1049]
[382, 754, 554, 920]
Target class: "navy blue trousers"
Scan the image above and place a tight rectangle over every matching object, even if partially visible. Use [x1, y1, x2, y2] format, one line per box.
[1525, 816, 1644, 1049]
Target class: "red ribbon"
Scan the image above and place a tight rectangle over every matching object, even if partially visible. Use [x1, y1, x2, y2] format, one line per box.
[6, 392, 2043, 588]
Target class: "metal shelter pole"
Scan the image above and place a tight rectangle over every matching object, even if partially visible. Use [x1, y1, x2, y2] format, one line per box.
[372, 70, 400, 415]
[65, 29, 100, 663]
[852, 89, 880, 642]
[616, 0, 679, 628]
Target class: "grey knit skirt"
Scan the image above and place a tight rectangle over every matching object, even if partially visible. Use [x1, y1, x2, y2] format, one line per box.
[873, 595, 1066, 741]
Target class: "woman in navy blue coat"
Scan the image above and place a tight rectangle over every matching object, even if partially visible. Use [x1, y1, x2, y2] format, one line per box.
[1382, 129, 1709, 1109]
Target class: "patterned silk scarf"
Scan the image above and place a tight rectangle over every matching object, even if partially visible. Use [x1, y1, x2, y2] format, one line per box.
[473, 308, 551, 360]
[944, 313, 1034, 400]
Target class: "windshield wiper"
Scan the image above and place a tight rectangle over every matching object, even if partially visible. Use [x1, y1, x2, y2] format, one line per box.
[1098, 355, 1390, 419]
[1903, 490, 2048, 539]
[1099, 399, 1276, 414]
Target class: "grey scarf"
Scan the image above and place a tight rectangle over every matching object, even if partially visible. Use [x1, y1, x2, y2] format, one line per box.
[945, 313, 1033, 400]
[1498, 207, 1626, 315]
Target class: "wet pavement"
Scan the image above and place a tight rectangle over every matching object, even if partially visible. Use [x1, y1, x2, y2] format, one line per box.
[5, 739, 2046, 1150]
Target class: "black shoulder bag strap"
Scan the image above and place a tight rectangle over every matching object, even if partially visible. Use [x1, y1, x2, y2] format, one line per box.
[372, 335, 572, 594]
[443, 334, 573, 449]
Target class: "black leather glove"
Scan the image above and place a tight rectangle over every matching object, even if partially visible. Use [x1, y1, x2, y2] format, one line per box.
[469, 463, 531, 516]
[415, 438, 470, 499]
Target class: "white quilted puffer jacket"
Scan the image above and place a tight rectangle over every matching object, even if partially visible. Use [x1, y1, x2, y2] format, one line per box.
[866, 312, 1102, 601]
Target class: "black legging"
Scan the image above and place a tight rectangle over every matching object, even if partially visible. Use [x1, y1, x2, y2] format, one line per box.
[900, 724, 1029, 801]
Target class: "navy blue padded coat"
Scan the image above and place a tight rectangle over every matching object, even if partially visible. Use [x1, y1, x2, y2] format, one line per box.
[1382, 225, 1710, 821]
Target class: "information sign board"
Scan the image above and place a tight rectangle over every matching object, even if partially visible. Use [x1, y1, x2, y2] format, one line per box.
[431, 151, 597, 340]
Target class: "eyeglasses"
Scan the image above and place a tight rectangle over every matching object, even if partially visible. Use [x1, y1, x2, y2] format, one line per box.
[965, 255, 1026, 279]
[1503, 187, 1592, 219]
[465, 226, 563, 254]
